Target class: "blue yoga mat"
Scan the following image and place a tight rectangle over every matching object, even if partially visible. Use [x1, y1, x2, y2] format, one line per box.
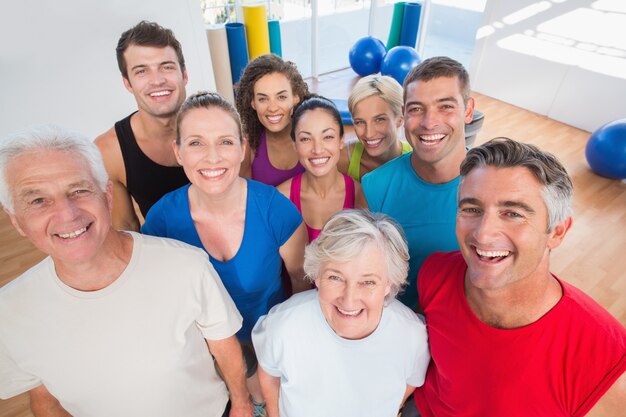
[399, 2, 422, 48]
[268, 20, 282, 57]
[331, 98, 353, 126]
[225, 22, 249, 84]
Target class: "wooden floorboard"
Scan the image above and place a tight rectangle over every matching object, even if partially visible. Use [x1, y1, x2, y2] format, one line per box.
[1, 68, 624, 416]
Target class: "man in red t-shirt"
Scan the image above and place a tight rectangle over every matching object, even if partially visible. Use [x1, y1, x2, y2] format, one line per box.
[414, 137, 626, 417]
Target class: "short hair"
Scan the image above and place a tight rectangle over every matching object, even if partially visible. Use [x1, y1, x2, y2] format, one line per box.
[348, 74, 404, 118]
[116, 20, 186, 80]
[460, 137, 573, 231]
[304, 209, 409, 303]
[176, 91, 243, 145]
[235, 54, 310, 151]
[403, 56, 471, 105]
[0, 125, 109, 212]
[290, 95, 344, 141]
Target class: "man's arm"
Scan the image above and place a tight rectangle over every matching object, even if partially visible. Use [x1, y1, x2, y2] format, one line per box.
[206, 336, 253, 417]
[29, 385, 71, 417]
[94, 129, 141, 232]
[257, 366, 280, 417]
[585, 371, 626, 417]
[279, 223, 309, 294]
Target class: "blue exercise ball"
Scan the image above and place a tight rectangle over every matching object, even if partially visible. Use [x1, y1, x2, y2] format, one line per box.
[349, 36, 386, 77]
[380, 46, 421, 85]
[585, 119, 626, 179]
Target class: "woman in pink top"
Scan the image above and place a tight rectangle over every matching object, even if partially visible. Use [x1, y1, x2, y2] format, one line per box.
[235, 54, 310, 186]
[277, 96, 368, 242]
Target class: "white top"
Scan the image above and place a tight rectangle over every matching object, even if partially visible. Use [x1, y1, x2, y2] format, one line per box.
[252, 290, 430, 417]
[0, 232, 242, 417]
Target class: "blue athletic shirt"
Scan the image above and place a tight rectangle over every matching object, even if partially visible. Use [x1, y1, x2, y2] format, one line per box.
[362, 152, 460, 309]
[142, 179, 303, 341]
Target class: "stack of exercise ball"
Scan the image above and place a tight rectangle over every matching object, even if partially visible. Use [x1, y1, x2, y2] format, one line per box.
[348, 1, 422, 85]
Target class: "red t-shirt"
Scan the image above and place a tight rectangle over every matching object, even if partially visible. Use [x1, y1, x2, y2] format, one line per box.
[414, 251, 626, 417]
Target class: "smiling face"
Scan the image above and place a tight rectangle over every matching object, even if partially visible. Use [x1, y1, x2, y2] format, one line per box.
[315, 244, 391, 340]
[5, 149, 113, 267]
[294, 108, 344, 177]
[251, 72, 300, 134]
[457, 166, 569, 292]
[122, 44, 188, 118]
[175, 107, 245, 196]
[352, 95, 403, 158]
[404, 76, 473, 168]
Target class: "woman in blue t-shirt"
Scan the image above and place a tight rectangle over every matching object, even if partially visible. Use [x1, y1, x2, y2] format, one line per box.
[142, 91, 309, 415]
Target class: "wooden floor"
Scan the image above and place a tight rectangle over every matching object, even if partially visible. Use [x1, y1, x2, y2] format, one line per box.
[1, 69, 625, 416]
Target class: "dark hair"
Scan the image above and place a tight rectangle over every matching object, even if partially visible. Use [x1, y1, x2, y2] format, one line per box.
[460, 137, 573, 231]
[235, 54, 309, 150]
[403, 56, 470, 104]
[290, 95, 344, 141]
[116, 21, 186, 80]
[175, 91, 242, 144]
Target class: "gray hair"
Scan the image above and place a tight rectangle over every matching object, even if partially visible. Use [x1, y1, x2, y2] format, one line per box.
[0, 125, 108, 212]
[304, 209, 409, 303]
[348, 74, 404, 118]
[460, 137, 573, 231]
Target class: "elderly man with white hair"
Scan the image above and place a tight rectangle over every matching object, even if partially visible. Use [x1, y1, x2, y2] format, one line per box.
[252, 209, 430, 417]
[0, 125, 253, 417]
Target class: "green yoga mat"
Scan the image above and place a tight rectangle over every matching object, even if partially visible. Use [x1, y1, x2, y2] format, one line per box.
[387, 2, 407, 50]
[268, 20, 282, 57]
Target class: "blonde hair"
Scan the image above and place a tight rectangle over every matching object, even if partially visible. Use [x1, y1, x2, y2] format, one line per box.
[348, 74, 404, 118]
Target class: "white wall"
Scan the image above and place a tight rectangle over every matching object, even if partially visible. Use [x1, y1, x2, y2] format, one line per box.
[470, 0, 626, 132]
[0, 0, 215, 139]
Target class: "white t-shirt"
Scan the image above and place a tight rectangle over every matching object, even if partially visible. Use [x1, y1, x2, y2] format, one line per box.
[252, 290, 430, 417]
[0, 232, 242, 417]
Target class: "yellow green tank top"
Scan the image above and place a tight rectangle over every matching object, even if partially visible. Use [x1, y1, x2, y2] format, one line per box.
[347, 141, 412, 182]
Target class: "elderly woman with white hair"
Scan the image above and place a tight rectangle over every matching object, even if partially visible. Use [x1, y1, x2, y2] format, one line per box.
[251, 209, 430, 417]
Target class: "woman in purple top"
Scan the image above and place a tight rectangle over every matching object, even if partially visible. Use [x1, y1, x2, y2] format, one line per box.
[277, 96, 368, 242]
[235, 54, 310, 186]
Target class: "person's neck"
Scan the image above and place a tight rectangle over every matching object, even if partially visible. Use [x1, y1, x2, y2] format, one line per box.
[369, 139, 403, 165]
[411, 144, 466, 184]
[133, 110, 177, 144]
[53, 230, 133, 292]
[465, 267, 563, 329]
[302, 169, 343, 198]
[189, 178, 246, 217]
[265, 125, 292, 144]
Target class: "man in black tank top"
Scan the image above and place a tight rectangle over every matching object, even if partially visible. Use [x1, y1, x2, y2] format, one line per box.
[95, 21, 189, 232]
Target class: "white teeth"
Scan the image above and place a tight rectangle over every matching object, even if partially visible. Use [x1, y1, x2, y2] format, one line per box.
[476, 248, 510, 258]
[267, 115, 282, 123]
[149, 91, 171, 97]
[420, 134, 446, 141]
[200, 169, 226, 178]
[310, 157, 330, 165]
[337, 307, 362, 316]
[365, 139, 383, 146]
[57, 227, 87, 239]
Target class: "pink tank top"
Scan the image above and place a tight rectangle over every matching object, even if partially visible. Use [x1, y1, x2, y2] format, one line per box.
[289, 173, 356, 242]
[251, 130, 305, 186]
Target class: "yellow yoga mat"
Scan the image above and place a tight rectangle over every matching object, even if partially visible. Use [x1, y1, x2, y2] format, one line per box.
[243, 5, 270, 59]
[206, 25, 235, 104]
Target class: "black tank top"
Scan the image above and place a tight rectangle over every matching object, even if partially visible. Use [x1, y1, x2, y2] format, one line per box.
[115, 113, 189, 217]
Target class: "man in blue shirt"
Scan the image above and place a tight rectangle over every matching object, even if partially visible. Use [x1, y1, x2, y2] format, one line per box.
[362, 57, 475, 310]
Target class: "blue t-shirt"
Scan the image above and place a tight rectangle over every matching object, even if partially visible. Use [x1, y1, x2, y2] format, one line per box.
[142, 179, 303, 341]
[362, 152, 459, 309]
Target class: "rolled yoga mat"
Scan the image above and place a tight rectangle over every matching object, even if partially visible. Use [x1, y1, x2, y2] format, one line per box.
[386, 2, 406, 50]
[268, 20, 282, 57]
[243, 4, 271, 59]
[206, 25, 235, 104]
[399, 2, 422, 48]
[225, 22, 249, 84]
